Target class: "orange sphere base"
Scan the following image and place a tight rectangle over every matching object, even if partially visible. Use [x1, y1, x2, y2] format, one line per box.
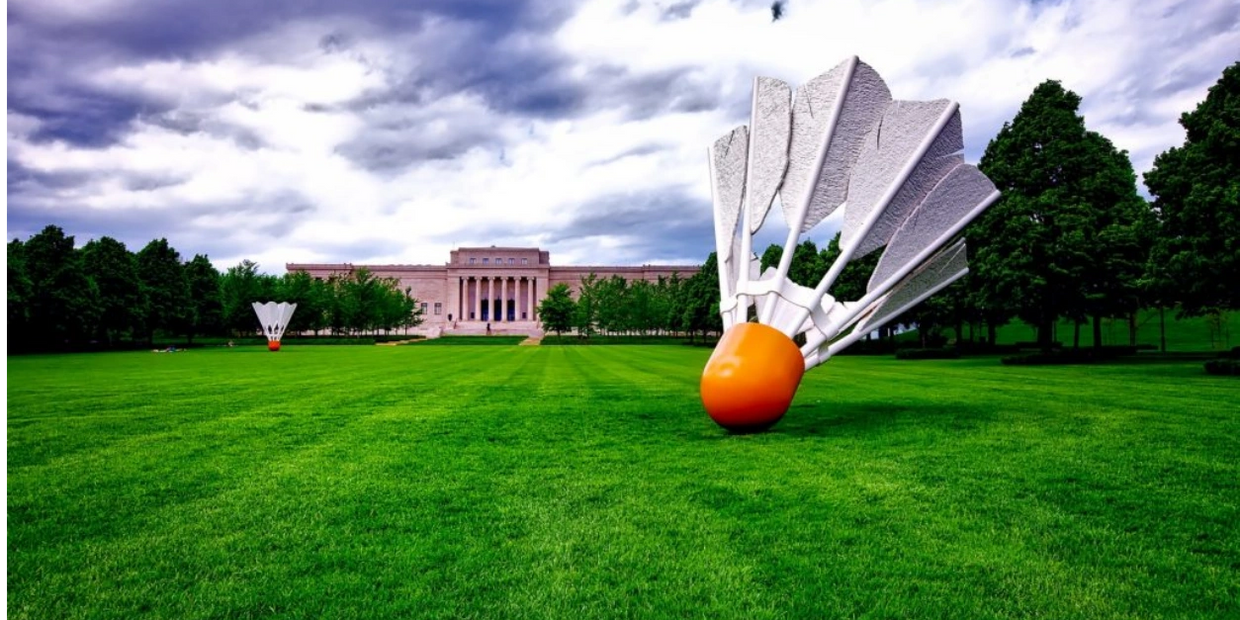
[268, 340, 281, 352]
[701, 323, 805, 432]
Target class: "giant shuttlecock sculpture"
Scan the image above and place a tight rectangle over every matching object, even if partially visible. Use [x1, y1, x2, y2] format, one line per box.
[252, 302, 298, 351]
[701, 56, 1000, 432]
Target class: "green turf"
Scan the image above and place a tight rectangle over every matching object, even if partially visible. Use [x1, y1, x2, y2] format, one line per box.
[8, 346, 1239, 619]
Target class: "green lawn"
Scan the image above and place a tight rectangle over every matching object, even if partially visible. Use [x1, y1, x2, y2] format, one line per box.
[7, 346, 1239, 619]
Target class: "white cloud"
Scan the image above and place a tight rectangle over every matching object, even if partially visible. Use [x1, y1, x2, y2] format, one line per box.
[8, 0, 1238, 271]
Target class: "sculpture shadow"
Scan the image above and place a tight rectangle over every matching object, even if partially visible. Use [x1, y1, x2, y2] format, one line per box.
[754, 400, 998, 440]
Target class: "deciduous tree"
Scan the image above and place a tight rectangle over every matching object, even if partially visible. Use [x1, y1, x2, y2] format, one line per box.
[1144, 61, 1240, 318]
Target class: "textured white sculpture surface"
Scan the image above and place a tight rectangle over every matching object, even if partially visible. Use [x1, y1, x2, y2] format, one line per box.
[707, 56, 1000, 370]
[746, 77, 792, 233]
[252, 301, 298, 343]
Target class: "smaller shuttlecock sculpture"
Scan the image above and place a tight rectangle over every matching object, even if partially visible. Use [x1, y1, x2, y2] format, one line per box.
[701, 56, 1000, 432]
[252, 302, 298, 351]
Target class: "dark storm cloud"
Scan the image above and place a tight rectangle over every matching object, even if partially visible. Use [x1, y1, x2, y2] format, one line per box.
[6, 0, 579, 149]
[588, 143, 672, 167]
[334, 130, 503, 171]
[7, 81, 161, 148]
[7, 1, 559, 60]
[142, 110, 268, 150]
[423, 187, 715, 265]
[332, 55, 730, 172]
[6, 186, 319, 261]
[551, 188, 716, 263]
[661, 1, 702, 21]
[590, 66, 729, 119]
[308, 238, 413, 265]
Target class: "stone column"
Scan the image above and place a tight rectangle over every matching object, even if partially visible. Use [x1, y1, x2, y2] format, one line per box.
[447, 277, 458, 324]
[526, 277, 535, 322]
[473, 278, 481, 321]
[486, 277, 494, 322]
[499, 278, 507, 323]
[537, 276, 549, 322]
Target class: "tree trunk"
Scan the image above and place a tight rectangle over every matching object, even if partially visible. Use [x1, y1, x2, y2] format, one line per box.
[1128, 311, 1138, 347]
[987, 322, 997, 347]
[1073, 320, 1080, 350]
[1037, 316, 1055, 352]
[1159, 306, 1167, 353]
[1092, 314, 1103, 350]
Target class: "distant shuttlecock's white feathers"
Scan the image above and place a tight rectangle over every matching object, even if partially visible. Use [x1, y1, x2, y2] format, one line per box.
[252, 301, 298, 343]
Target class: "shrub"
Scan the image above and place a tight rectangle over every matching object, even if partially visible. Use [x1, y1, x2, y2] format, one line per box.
[1204, 359, 1240, 376]
[1014, 340, 1062, 349]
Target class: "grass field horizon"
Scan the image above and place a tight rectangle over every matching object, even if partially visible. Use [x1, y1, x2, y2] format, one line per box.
[8, 345, 1239, 618]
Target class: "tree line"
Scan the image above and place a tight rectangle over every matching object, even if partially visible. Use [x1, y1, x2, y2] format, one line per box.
[537, 273, 713, 339]
[7, 230, 423, 352]
[540, 63, 1238, 351]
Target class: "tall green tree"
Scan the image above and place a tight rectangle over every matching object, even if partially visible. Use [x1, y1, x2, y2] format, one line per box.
[136, 238, 190, 343]
[538, 283, 576, 337]
[971, 80, 1145, 350]
[23, 225, 99, 346]
[1076, 132, 1154, 349]
[220, 260, 276, 335]
[1144, 61, 1240, 318]
[184, 254, 223, 343]
[278, 271, 323, 334]
[82, 236, 144, 345]
[682, 253, 723, 340]
[573, 273, 601, 338]
[8, 239, 33, 344]
[629, 278, 655, 335]
[759, 240, 826, 288]
[817, 233, 879, 303]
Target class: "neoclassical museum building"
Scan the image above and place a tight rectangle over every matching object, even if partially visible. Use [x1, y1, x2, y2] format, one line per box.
[287, 247, 699, 335]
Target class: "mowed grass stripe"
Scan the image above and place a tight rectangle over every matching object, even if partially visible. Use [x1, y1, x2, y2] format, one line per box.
[8, 346, 1240, 619]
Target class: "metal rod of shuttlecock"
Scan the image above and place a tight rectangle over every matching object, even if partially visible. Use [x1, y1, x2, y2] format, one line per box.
[701, 56, 1001, 432]
[252, 302, 298, 351]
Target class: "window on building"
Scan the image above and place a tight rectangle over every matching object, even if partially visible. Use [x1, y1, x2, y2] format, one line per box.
[469, 258, 476, 265]
[495, 257, 502, 265]
[508, 258, 515, 265]
[484, 258, 491, 264]
[522, 258, 529, 265]
[420, 302, 428, 314]
[434, 302, 442, 315]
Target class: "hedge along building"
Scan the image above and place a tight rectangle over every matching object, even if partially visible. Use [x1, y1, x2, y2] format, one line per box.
[286, 247, 700, 335]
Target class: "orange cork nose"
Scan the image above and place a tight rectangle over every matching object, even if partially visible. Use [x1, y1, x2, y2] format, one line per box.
[701, 323, 805, 432]
[268, 340, 281, 351]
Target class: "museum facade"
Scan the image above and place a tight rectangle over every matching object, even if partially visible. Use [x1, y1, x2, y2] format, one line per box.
[287, 247, 699, 334]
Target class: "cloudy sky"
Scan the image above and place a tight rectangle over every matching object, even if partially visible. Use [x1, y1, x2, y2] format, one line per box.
[7, 0, 1239, 272]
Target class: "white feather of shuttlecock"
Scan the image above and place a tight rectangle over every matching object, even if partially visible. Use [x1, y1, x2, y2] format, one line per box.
[708, 56, 1000, 371]
[252, 301, 298, 343]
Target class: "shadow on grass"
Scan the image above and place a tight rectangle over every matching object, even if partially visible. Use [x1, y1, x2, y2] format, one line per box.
[754, 401, 998, 439]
